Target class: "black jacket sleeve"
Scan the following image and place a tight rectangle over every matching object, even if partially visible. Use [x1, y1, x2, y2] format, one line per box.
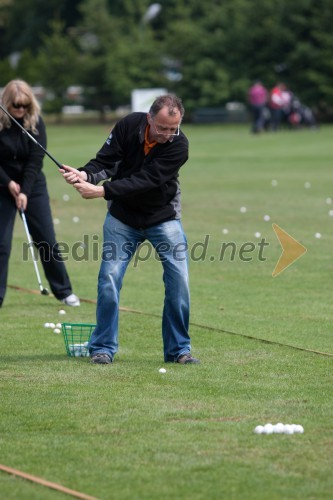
[0, 164, 11, 186]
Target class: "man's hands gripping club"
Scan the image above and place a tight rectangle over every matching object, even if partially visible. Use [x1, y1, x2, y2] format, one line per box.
[59, 165, 105, 199]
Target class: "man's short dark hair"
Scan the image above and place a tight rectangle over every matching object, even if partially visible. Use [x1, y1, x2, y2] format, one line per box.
[149, 94, 185, 119]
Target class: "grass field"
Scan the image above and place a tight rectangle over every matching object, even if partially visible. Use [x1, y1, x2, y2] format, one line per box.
[0, 123, 332, 499]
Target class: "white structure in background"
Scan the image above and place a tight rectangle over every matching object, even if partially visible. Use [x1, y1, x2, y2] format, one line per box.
[131, 88, 167, 112]
[142, 3, 162, 23]
[132, 4, 165, 113]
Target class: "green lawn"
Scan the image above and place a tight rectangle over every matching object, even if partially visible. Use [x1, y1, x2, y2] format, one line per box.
[0, 123, 332, 499]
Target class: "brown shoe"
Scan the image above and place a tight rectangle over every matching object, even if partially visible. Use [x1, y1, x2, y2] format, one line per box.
[90, 353, 112, 364]
[177, 353, 200, 364]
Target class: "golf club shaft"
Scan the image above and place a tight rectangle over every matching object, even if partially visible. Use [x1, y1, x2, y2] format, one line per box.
[20, 209, 48, 294]
[0, 103, 63, 169]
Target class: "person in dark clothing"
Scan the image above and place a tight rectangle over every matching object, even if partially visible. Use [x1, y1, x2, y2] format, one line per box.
[0, 79, 80, 308]
[61, 94, 199, 365]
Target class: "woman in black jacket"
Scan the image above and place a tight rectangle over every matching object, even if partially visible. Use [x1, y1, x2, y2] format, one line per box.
[0, 79, 79, 307]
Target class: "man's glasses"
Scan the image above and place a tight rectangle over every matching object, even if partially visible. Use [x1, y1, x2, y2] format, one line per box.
[150, 119, 180, 137]
[12, 102, 30, 109]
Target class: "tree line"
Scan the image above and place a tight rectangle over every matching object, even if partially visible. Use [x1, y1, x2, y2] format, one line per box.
[0, 0, 332, 120]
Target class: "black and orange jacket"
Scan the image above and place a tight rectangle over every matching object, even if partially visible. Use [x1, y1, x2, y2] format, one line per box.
[80, 112, 189, 229]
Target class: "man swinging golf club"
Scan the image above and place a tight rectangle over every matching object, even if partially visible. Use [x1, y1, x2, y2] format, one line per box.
[61, 94, 200, 365]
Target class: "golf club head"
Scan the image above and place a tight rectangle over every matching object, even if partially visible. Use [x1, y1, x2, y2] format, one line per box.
[41, 288, 50, 296]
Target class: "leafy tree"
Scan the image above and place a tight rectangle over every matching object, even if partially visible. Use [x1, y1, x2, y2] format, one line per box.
[105, 34, 167, 107]
[1, 0, 83, 55]
[0, 0, 13, 57]
[36, 20, 80, 119]
[158, 3, 231, 111]
[1, 0, 333, 119]
[75, 0, 165, 117]
[0, 57, 15, 86]
[287, 0, 333, 111]
[73, 0, 118, 120]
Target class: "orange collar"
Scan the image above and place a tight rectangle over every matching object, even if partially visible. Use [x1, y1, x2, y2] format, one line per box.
[144, 125, 157, 156]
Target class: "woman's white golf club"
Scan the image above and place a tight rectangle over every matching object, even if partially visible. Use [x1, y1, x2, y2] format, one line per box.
[20, 208, 49, 295]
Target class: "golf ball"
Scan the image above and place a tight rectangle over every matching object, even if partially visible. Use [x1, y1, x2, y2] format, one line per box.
[73, 216, 80, 223]
[254, 425, 264, 434]
[314, 232, 322, 239]
[49, 322, 55, 329]
[44, 322, 50, 328]
[59, 309, 66, 315]
[273, 423, 285, 434]
[304, 182, 311, 189]
[159, 368, 166, 373]
[263, 214, 270, 222]
[263, 423, 274, 434]
[271, 180, 278, 187]
[292, 424, 304, 434]
[62, 194, 70, 201]
[329, 210, 333, 217]
[56, 323, 62, 328]
[53, 328, 61, 334]
[53, 218, 60, 225]
[254, 232, 261, 238]
[326, 197, 332, 204]
[240, 206, 247, 213]
[222, 228, 229, 235]
[283, 424, 294, 434]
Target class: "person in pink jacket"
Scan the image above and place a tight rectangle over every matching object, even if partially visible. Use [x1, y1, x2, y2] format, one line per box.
[248, 80, 268, 133]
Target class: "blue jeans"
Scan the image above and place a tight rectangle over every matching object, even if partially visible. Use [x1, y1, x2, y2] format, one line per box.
[89, 213, 191, 362]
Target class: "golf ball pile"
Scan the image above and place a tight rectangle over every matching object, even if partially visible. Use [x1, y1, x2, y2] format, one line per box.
[254, 423, 304, 435]
[69, 342, 89, 357]
[44, 322, 62, 334]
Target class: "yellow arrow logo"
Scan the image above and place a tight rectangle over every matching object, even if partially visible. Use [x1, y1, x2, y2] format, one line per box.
[272, 224, 307, 277]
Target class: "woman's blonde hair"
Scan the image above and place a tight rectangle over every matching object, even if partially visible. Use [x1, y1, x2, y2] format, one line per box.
[0, 79, 41, 133]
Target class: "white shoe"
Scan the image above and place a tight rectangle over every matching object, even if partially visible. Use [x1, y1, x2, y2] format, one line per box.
[62, 293, 80, 307]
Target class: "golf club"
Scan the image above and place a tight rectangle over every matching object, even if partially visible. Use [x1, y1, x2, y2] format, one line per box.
[20, 208, 49, 295]
[0, 103, 63, 169]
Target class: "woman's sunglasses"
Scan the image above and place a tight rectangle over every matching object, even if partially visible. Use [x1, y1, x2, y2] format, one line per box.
[12, 102, 30, 109]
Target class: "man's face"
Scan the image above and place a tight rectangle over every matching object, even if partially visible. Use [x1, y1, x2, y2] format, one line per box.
[148, 106, 181, 143]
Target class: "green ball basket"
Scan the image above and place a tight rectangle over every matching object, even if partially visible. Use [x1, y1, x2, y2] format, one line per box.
[61, 323, 96, 357]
